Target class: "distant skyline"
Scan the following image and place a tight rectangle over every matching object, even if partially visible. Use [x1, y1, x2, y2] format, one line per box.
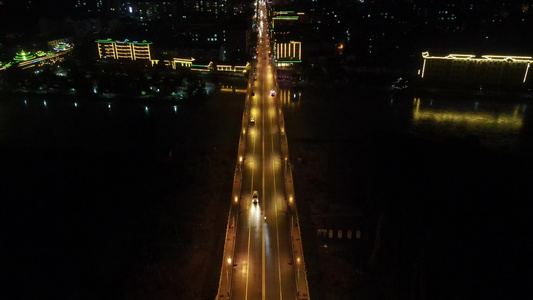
[1, 0, 533, 69]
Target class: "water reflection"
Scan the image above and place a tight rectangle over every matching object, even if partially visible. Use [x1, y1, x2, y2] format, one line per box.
[278, 88, 301, 109]
[411, 97, 525, 147]
[219, 85, 247, 93]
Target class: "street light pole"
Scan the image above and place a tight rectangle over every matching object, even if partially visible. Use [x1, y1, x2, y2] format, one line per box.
[226, 258, 232, 296]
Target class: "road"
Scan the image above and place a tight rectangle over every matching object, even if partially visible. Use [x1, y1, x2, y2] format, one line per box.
[216, 2, 309, 299]
[216, 1, 309, 300]
[232, 4, 295, 300]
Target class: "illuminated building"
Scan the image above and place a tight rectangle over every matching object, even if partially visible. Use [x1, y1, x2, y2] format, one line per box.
[11, 50, 69, 70]
[48, 38, 73, 51]
[95, 37, 247, 73]
[271, 10, 306, 41]
[13, 51, 36, 63]
[0, 62, 14, 71]
[272, 11, 305, 29]
[271, 9, 306, 68]
[151, 57, 195, 69]
[274, 41, 302, 67]
[53, 43, 73, 52]
[419, 52, 533, 88]
[96, 39, 152, 60]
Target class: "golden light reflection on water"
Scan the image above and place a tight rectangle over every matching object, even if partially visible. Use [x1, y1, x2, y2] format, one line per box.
[412, 98, 524, 131]
[219, 85, 247, 93]
[279, 89, 301, 109]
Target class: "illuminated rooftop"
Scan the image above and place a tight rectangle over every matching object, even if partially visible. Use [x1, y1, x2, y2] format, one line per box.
[13, 51, 36, 62]
[96, 38, 153, 45]
[422, 52, 533, 63]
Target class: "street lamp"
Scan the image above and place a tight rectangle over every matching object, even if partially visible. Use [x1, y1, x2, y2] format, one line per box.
[226, 258, 231, 296]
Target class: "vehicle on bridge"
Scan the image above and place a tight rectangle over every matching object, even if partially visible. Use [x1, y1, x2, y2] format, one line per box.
[252, 191, 259, 204]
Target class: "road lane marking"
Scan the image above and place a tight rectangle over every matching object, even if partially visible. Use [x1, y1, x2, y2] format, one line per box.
[251, 129, 255, 195]
[245, 219, 251, 300]
[247, 97, 257, 300]
[261, 63, 266, 300]
[273, 143, 283, 299]
[269, 91, 283, 300]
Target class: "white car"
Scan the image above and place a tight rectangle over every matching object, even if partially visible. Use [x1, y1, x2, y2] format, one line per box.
[250, 116, 255, 124]
[252, 191, 259, 204]
[270, 89, 276, 96]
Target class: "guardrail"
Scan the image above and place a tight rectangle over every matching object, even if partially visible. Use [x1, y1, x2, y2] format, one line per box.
[215, 72, 253, 299]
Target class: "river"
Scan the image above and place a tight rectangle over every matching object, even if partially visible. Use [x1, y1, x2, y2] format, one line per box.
[2, 82, 531, 299]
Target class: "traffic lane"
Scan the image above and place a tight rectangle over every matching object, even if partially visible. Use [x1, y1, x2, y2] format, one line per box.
[248, 204, 263, 300]
[266, 119, 297, 298]
[232, 95, 262, 300]
[262, 138, 281, 299]
[275, 208, 295, 295]
[232, 6, 281, 299]
[260, 38, 297, 296]
[232, 164, 264, 300]
[262, 72, 287, 293]
[232, 201, 264, 300]
[231, 144, 258, 300]
[263, 169, 287, 299]
[247, 113, 264, 300]
[231, 193, 251, 300]
[233, 15, 284, 299]
[249, 79, 267, 299]
[264, 92, 297, 300]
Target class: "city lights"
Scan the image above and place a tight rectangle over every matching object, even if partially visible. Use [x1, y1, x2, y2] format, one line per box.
[420, 52, 533, 85]
[96, 39, 153, 60]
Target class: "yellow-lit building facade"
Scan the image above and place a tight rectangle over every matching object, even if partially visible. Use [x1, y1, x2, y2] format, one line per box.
[272, 10, 305, 68]
[95, 38, 249, 74]
[274, 41, 302, 67]
[420, 52, 532, 88]
[96, 39, 152, 60]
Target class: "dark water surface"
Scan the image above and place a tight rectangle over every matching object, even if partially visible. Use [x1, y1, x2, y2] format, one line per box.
[280, 84, 533, 299]
[1, 83, 246, 299]
[2, 83, 532, 299]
